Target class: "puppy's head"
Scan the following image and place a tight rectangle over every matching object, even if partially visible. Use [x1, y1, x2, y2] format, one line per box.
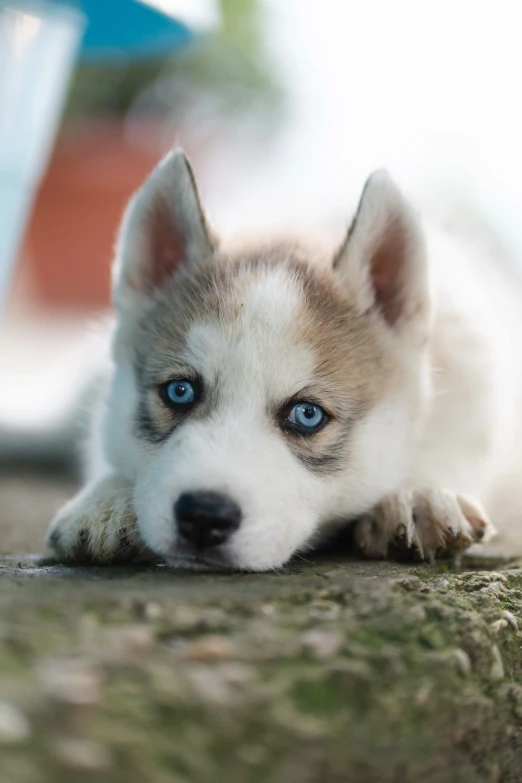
[106, 150, 432, 571]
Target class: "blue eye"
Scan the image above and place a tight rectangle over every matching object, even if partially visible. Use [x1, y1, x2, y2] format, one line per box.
[165, 380, 196, 406]
[288, 402, 327, 431]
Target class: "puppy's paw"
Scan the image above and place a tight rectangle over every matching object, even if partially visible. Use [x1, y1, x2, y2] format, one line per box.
[47, 476, 146, 564]
[353, 489, 495, 562]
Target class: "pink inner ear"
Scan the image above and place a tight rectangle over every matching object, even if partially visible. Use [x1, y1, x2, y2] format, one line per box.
[145, 197, 186, 291]
[370, 218, 407, 325]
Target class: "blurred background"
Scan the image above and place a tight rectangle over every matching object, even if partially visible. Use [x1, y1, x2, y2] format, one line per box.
[1, 0, 522, 553]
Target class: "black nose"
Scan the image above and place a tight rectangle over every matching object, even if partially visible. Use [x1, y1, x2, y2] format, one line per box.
[175, 491, 242, 550]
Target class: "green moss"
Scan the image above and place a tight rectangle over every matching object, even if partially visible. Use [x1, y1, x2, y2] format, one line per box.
[1, 555, 522, 782]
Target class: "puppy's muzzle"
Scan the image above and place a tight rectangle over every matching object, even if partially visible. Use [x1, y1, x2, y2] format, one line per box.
[175, 491, 241, 550]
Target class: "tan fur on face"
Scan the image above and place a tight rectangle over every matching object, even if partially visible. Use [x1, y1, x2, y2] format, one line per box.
[57, 152, 505, 572]
[128, 239, 395, 476]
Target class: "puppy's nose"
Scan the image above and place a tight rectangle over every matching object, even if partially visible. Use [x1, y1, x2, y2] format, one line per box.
[175, 491, 241, 550]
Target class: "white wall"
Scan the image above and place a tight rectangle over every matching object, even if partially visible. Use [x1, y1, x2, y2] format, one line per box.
[209, 0, 522, 256]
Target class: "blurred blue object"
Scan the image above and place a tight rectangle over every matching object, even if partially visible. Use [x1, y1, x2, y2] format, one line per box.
[77, 0, 193, 60]
[42, 0, 194, 60]
[0, 0, 210, 310]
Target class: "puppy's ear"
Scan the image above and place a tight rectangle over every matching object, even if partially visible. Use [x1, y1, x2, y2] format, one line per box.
[334, 170, 428, 329]
[113, 149, 214, 310]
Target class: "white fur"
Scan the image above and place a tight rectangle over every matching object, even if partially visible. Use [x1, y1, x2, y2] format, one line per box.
[47, 151, 522, 569]
[131, 269, 326, 570]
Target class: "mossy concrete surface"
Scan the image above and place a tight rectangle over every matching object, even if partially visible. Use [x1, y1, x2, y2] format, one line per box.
[1, 555, 522, 783]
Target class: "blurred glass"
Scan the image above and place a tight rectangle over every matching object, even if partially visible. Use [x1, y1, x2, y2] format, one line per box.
[0, 0, 83, 308]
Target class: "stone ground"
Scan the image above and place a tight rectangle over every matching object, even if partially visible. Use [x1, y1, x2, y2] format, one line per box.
[1, 471, 522, 782]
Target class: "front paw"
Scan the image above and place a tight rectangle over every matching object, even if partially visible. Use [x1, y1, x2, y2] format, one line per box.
[353, 489, 496, 561]
[47, 476, 145, 564]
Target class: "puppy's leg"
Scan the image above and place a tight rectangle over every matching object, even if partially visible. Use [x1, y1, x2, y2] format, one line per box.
[46, 475, 146, 563]
[353, 489, 495, 561]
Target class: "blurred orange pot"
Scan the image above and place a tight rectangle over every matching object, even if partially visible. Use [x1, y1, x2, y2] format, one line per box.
[22, 122, 167, 311]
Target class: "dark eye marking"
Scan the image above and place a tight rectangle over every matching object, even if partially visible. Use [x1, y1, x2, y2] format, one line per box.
[295, 444, 347, 474]
[278, 394, 332, 437]
[276, 392, 354, 476]
[135, 402, 177, 444]
[290, 422, 352, 476]
[134, 374, 203, 444]
[159, 378, 200, 409]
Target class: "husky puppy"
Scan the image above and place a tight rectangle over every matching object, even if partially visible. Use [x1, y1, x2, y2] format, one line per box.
[48, 148, 517, 571]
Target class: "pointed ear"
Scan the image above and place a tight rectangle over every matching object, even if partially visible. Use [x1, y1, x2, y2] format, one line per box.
[113, 149, 215, 310]
[334, 170, 428, 329]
